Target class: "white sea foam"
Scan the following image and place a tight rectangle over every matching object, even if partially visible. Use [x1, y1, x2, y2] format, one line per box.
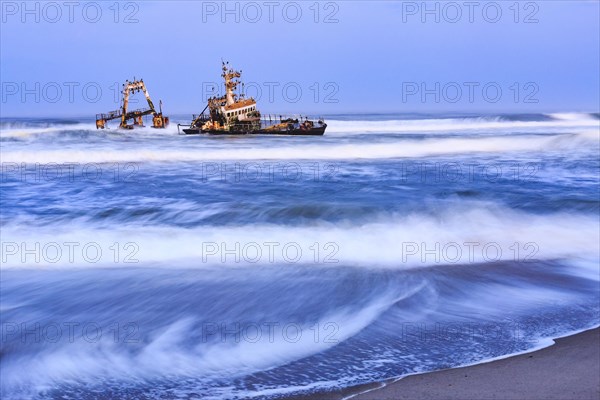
[2, 129, 598, 163]
[326, 115, 598, 134]
[548, 112, 598, 121]
[2, 205, 598, 270]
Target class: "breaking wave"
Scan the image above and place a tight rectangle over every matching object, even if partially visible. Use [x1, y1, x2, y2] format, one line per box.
[2, 130, 597, 163]
[326, 113, 599, 134]
[1, 113, 597, 139]
[2, 204, 598, 270]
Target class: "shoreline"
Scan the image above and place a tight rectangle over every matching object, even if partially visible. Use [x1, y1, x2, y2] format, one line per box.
[287, 327, 600, 400]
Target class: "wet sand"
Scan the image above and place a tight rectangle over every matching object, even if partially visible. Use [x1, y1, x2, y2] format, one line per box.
[288, 327, 599, 400]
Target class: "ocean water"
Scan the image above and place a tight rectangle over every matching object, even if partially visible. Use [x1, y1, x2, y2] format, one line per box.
[1, 112, 599, 399]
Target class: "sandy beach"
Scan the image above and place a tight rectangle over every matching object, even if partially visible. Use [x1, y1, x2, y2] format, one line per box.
[291, 327, 599, 400]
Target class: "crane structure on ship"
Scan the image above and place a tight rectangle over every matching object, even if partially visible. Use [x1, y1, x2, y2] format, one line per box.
[95, 79, 169, 130]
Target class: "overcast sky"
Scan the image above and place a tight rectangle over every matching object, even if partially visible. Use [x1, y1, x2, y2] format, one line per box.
[1, 1, 599, 117]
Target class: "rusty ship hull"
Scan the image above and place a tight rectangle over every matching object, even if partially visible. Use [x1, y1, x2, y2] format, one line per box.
[181, 124, 326, 136]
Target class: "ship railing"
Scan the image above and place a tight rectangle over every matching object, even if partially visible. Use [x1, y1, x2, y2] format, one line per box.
[260, 114, 326, 126]
[96, 110, 123, 121]
[191, 114, 211, 122]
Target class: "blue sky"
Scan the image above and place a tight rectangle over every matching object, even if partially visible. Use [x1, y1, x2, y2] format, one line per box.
[1, 1, 599, 117]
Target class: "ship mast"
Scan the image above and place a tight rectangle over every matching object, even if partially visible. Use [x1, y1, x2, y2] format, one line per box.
[221, 61, 241, 106]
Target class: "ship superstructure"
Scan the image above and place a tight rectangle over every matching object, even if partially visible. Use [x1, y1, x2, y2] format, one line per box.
[179, 61, 326, 136]
[191, 61, 261, 132]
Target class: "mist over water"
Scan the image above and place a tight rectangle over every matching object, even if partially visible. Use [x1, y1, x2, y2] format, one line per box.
[1, 113, 599, 399]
